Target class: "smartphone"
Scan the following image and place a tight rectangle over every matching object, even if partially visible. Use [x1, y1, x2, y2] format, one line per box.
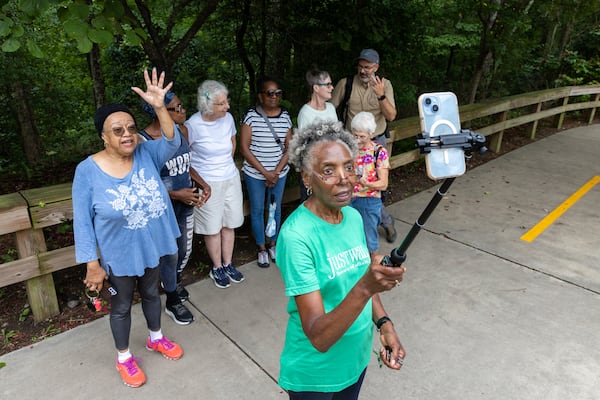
[418, 92, 466, 179]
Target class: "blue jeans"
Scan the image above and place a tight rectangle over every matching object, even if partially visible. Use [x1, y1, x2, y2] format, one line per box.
[350, 197, 382, 253]
[159, 201, 194, 293]
[244, 172, 287, 247]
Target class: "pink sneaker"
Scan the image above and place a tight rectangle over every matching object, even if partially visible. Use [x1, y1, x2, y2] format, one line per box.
[146, 336, 183, 360]
[116, 356, 146, 388]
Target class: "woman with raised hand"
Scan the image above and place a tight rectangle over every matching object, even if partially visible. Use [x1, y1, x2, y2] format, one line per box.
[139, 91, 212, 325]
[73, 68, 184, 388]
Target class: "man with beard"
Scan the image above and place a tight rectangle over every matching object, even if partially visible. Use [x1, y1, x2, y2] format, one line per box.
[331, 49, 398, 243]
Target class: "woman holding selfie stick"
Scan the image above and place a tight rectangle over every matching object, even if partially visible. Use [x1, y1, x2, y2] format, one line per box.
[276, 120, 406, 399]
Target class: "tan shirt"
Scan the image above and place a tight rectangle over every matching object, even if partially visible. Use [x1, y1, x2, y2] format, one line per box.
[331, 75, 395, 137]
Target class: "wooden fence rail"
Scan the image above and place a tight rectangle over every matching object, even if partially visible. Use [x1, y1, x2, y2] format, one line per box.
[1, 85, 599, 322]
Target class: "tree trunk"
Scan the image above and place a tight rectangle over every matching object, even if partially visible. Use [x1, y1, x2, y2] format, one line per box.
[236, 0, 256, 98]
[12, 81, 42, 165]
[87, 43, 106, 109]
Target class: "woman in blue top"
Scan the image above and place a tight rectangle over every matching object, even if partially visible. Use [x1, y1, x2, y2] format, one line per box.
[73, 69, 184, 388]
[140, 91, 212, 326]
[276, 121, 406, 399]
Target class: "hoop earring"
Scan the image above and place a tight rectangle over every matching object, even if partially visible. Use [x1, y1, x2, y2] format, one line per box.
[306, 187, 313, 196]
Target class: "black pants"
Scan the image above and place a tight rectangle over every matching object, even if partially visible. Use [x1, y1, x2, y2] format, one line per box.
[109, 267, 161, 350]
[287, 368, 366, 400]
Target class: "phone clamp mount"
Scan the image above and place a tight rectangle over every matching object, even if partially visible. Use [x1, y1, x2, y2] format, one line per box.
[417, 129, 487, 157]
[382, 129, 487, 267]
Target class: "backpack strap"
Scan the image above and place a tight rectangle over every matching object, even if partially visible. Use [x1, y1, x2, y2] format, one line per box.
[337, 75, 354, 124]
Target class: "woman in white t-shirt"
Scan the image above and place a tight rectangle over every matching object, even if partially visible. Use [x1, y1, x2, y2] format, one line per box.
[185, 80, 245, 289]
[296, 69, 339, 201]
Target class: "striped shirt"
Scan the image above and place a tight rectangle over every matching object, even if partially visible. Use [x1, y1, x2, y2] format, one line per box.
[241, 106, 292, 180]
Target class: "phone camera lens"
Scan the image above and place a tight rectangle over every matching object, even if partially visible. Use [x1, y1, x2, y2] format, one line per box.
[425, 98, 431, 105]
[432, 105, 439, 112]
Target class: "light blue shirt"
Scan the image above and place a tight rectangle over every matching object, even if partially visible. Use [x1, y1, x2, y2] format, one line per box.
[73, 128, 182, 277]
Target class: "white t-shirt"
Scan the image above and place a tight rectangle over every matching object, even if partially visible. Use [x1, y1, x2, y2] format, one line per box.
[185, 112, 238, 181]
[297, 102, 338, 129]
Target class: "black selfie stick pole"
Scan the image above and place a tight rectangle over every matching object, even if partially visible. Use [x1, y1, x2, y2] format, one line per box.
[382, 177, 455, 266]
[381, 129, 486, 267]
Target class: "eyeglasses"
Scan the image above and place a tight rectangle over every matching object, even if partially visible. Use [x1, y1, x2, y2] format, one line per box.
[262, 89, 283, 98]
[167, 104, 185, 113]
[315, 82, 333, 88]
[358, 63, 376, 72]
[313, 165, 358, 184]
[214, 98, 231, 106]
[104, 124, 137, 137]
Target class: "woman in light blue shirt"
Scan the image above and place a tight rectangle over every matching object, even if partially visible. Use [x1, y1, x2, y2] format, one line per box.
[73, 69, 184, 388]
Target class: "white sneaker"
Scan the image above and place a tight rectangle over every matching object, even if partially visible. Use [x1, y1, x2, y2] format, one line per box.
[257, 250, 270, 268]
[267, 246, 276, 262]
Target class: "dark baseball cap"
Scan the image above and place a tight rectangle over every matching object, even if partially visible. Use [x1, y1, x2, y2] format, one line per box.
[357, 48, 379, 64]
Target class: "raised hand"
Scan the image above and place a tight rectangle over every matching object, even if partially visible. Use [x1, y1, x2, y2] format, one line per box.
[131, 68, 173, 110]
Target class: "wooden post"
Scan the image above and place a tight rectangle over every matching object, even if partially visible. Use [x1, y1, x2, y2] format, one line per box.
[557, 96, 569, 129]
[530, 102, 542, 139]
[489, 111, 507, 153]
[15, 228, 60, 322]
[385, 126, 395, 156]
[588, 93, 599, 124]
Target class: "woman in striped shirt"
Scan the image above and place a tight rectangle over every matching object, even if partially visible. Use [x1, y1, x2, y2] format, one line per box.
[240, 77, 293, 268]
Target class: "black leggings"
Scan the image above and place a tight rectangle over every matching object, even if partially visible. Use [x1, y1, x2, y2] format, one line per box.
[109, 267, 161, 350]
[287, 368, 367, 400]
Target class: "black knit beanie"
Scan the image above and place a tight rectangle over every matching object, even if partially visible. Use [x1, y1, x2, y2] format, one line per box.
[94, 103, 136, 138]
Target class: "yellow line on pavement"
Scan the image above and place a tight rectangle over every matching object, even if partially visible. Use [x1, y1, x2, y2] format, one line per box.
[521, 175, 600, 242]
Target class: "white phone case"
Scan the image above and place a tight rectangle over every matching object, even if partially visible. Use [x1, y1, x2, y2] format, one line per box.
[418, 92, 466, 179]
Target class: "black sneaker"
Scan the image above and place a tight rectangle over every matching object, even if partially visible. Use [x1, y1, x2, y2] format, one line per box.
[209, 267, 231, 288]
[165, 303, 194, 325]
[175, 284, 189, 302]
[384, 223, 397, 243]
[222, 263, 245, 283]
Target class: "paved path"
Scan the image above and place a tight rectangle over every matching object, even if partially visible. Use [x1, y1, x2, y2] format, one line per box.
[1, 125, 599, 399]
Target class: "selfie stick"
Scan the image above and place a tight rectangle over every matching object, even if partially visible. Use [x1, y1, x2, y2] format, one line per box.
[382, 129, 486, 267]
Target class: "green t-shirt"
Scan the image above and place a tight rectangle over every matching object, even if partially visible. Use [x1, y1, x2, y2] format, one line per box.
[276, 204, 373, 392]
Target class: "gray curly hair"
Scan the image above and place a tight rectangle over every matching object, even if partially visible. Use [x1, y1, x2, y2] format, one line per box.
[289, 120, 358, 173]
[197, 80, 228, 115]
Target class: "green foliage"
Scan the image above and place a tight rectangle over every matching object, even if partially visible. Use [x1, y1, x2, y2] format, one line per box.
[1, 328, 16, 349]
[555, 51, 600, 86]
[18, 304, 31, 322]
[1, 248, 17, 263]
[0, 0, 600, 190]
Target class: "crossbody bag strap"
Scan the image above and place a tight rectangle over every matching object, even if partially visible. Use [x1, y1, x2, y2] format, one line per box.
[256, 105, 285, 152]
[373, 144, 383, 179]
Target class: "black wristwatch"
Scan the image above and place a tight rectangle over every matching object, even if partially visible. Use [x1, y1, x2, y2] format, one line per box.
[375, 316, 393, 331]
[377, 95, 386, 101]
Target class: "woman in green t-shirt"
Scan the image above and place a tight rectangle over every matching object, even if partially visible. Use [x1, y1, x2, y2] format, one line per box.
[276, 121, 406, 399]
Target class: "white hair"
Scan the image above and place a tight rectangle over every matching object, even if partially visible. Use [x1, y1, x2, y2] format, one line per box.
[351, 111, 376, 134]
[197, 80, 228, 115]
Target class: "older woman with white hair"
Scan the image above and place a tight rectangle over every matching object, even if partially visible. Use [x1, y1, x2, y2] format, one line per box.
[185, 80, 245, 289]
[350, 111, 391, 255]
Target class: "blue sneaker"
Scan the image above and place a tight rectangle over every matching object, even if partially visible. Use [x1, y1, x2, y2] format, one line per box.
[209, 267, 231, 288]
[222, 263, 245, 283]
